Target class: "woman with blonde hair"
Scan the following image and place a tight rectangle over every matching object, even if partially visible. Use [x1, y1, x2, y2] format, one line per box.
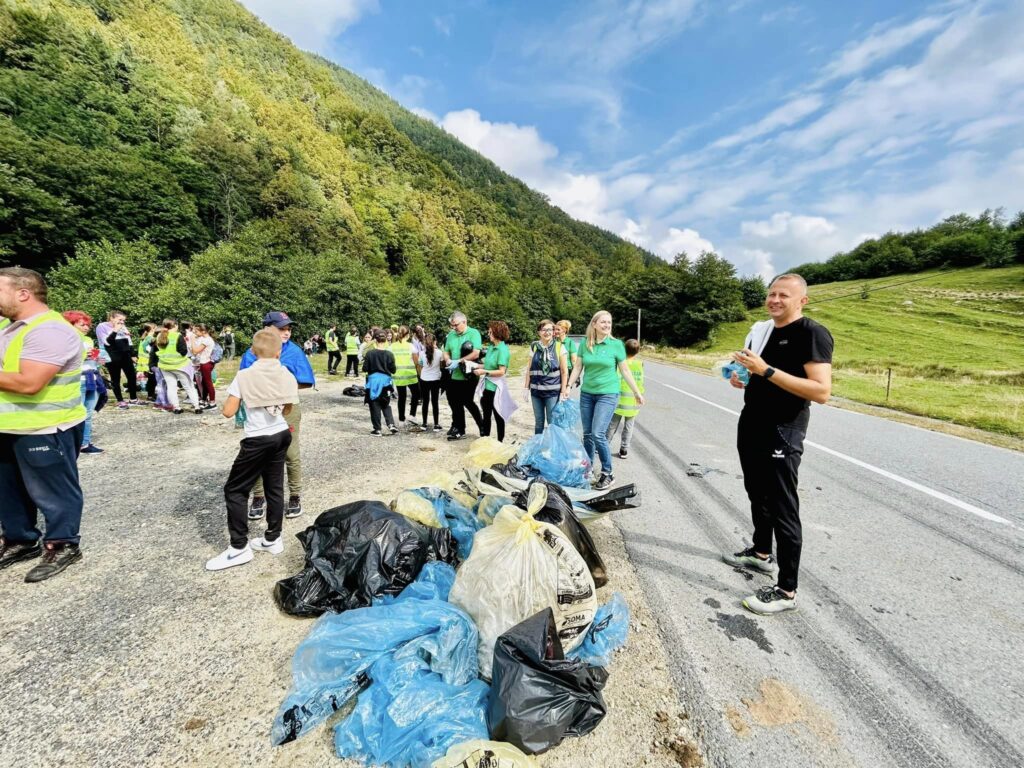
[566, 310, 644, 490]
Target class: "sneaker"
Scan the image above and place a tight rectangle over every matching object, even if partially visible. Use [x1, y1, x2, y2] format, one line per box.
[619, 448, 628, 459]
[593, 472, 614, 491]
[203, 402, 218, 411]
[743, 585, 797, 615]
[80, 444, 104, 454]
[193, 406, 203, 414]
[286, 496, 302, 519]
[0, 537, 42, 570]
[205, 545, 253, 571]
[388, 425, 399, 435]
[328, 370, 338, 375]
[248, 496, 266, 520]
[723, 546, 777, 574]
[24, 542, 82, 583]
[370, 429, 382, 436]
[250, 536, 284, 555]
[128, 399, 140, 406]
[433, 424, 443, 432]
[446, 432, 465, 441]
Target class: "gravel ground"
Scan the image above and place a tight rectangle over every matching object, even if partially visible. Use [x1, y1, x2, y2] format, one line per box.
[0, 376, 701, 768]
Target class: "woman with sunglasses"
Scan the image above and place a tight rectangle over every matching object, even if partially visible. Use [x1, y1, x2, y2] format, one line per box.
[523, 319, 568, 434]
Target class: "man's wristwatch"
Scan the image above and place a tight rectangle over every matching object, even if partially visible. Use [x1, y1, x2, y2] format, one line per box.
[764, 367, 776, 379]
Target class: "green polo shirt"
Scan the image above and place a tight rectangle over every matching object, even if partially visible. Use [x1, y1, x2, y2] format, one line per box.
[444, 326, 482, 381]
[482, 341, 510, 392]
[577, 336, 627, 395]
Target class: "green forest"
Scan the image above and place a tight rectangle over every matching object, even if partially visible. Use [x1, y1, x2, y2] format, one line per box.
[0, 0, 762, 344]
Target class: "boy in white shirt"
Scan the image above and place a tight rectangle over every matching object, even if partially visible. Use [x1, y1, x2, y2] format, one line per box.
[206, 328, 299, 571]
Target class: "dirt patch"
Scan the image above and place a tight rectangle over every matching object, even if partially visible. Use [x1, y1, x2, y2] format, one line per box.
[741, 678, 838, 744]
[724, 707, 751, 738]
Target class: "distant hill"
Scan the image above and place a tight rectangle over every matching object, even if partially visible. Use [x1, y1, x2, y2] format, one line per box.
[662, 265, 1024, 439]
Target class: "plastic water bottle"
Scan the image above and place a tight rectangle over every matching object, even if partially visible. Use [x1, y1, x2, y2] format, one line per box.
[715, 360, 750, 385]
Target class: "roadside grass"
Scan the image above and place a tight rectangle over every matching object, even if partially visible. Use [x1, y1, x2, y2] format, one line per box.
[653, 265, 1024, 441]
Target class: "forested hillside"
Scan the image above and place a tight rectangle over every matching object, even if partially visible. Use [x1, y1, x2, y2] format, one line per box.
[0, 0, 754, 342]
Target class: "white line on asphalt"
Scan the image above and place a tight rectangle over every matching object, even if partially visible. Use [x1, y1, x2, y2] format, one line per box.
[648, 376, 1016, 528]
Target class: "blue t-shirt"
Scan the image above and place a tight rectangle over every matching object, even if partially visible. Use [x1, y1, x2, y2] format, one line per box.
[240, 339, 315, 386]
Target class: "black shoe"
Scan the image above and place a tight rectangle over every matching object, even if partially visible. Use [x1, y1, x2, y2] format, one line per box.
[433, 425, 444, 432]
[619, 448, 628, 459]
[24, 542, 82, 583]
[0, 537, 42, 570]
[388, 425, 399, 435]
[248, 496, 266, 520]
[172, 408, 183, 415]
[286, 496, 302, 519]
[370, 429, 382, 436]
[447, 432, 465, 441]
[593, 472, 614, 491]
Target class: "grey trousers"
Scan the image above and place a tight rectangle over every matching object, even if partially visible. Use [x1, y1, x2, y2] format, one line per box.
[606, 414, 636, 451]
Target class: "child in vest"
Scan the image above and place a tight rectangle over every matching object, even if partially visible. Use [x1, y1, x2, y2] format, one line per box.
[206, 328, 298, 571]
[607, 339, 645, 459]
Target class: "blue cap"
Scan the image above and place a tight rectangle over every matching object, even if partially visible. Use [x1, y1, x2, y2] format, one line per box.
[263, 311, 295, 328]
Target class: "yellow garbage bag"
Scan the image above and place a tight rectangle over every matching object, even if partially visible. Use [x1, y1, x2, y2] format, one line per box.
[424, 471, 480, 511]
[431, 739, 539, 767]
[392, 491, 440, 528]
[463, 436, 519, 470]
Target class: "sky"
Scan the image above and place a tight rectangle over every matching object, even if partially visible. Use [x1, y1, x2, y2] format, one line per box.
[238, 0, 1024, 278]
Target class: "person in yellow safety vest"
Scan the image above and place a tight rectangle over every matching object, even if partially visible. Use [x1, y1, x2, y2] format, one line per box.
[606, 338, 645, 460]
[325, 324, 341, 376]
[390, 325, 420, 426]
[0, 267, 89, 583]
[344, 326, 361, 378]
[155, 319, 202, 414]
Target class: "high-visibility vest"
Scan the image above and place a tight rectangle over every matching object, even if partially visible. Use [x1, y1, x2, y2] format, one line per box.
[345, 333, 359, 355]
[614, 358, 644, 418]
[138, 335, 152, 363]
[156, 330, 189, 371]
[0, 311, 87, 432]
[390, 341, 418, 387]
[325, 330, 340, 352]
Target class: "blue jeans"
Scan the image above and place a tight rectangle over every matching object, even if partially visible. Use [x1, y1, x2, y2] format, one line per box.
[580, 392, 618, 476]
[0, 425, 86, 544]
[531, 395, 558, 434]
[81, 380, 99, 447]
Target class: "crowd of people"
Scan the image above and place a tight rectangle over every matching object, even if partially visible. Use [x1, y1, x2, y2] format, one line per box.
[0, 265, 832, 622]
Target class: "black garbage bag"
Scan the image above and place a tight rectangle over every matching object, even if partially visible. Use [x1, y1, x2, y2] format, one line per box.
[581, 483, 641, 513]
[274, 500, 459, 617]
[489, 455, 534, 482]
[513, 479, 607, 588]
[488, 608, 608, 755]
[342, 384, 366, 397]
[459, 339, 476, 376]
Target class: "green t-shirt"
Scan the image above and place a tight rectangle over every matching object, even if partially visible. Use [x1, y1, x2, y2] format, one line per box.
[444, 326, 483, 381]
[561, 337, 577, 371]
[577, 336, 627, 394]
[482, 341, 510, 392]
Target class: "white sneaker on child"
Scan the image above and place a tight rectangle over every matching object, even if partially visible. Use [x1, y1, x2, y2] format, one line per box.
[250, 537, 284, 555]
[205, 545, 253, 571]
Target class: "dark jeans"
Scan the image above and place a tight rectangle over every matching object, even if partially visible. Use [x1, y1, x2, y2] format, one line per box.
[144, 367, 157, 399]
[327, 351, 342, 372]
[0, 424, 85, 545]
[396, 383, 420, 421]
[368, 394, 396, 432]
[345, 354, 359, 376]
[419, 379, 441, 426]
[106, 357, 137, 402]
[737, 410, 805, 592]
[448, 377, 483, 435]
[224, 430, 291, 549]
[480, 388, 505, 442]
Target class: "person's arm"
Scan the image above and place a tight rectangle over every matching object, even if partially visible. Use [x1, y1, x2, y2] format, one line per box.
[283, 403, 293, 416]
[176, 336, 188, 356]
[732, 350, 832, 404]
[386, 352, 397, 375]
[617, 360, 645, 405]
[221, 394, 241, 418]
[413, 351, 422, 377]
[0, 360, 63, 395]
[557, 351, 569, 400]
[565, 354, 583, 389]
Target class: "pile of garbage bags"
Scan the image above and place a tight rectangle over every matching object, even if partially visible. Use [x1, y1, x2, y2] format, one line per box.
[271, 424, 638, 766]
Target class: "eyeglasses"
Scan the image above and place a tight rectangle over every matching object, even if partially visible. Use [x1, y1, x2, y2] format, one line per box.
[539, 327, 554, 333]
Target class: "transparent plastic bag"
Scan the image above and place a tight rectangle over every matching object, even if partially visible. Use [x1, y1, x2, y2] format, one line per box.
[475, 493, 515, 525]
[432, 739, 539, 768]
[516, 425, 591, 488]
[449, 509, 596, 679]
[463, 436, 519, 469]
[271, 563, 477, 746]
[550, 398, 583, 436]
[408, 486, 483, 559]
[567, 592, 630, 667]
[393, 490, 441, 528]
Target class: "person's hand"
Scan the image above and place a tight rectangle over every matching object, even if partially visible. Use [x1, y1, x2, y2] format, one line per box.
[473, 368, 485, 377]
[559, 391, 568, 402]
[636, 394, 645, 406]
[731, 348, 767, 376]
[729, 371, 746, 389]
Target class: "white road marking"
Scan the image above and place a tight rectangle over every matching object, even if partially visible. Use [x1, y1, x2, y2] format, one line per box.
[648, 376, 1015, 528]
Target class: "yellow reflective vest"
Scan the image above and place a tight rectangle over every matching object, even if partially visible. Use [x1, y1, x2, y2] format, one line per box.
[390, 340, 418, 387]
[156, 330, 189, 371]
[0, 311, 87, 432]
[614, 357, 644, 418]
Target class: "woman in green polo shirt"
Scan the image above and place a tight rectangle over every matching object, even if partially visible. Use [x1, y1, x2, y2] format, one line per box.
[566, 310, 644, 490]
[474, 320, 512, 442]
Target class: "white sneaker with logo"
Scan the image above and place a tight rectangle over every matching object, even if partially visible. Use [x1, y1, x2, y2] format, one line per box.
[205, 544, 253, 571]
[249, 537, 284, 555]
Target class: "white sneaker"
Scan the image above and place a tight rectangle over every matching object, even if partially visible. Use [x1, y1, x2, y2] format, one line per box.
[250, 536, 284, 555]
[205, 545, 253, 571]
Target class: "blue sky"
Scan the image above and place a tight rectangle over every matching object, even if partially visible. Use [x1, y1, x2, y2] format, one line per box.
[239, 0, 1024, 277]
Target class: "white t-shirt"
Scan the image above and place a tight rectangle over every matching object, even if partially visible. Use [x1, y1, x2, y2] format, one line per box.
[418, 347, 443, 382]
[192, 335, 214, 364]
[228, 378, 289, 438]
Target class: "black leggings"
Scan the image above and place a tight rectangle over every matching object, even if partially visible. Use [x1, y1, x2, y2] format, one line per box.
[345, 355, 359, 376]
[105, 358, 137, 402]
[419, 379, 441, 426]
[480, 388, 505, 442]
[396, 383, 420, 421]
[327, 351, 342, 372]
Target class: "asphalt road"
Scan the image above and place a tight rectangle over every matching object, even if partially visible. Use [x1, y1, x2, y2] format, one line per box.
[613, 361, 1024, 768]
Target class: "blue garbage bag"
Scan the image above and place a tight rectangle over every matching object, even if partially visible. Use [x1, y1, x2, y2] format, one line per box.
[550, 399, 583, 436]
[476, 494, 515, 525]
[409, 487, 482, 559]
[567, 593, 630, 668]
[516, 425, 591, 489]
[270, 563, 478, 746]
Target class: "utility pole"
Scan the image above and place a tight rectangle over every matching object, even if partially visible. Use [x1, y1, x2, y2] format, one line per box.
[636, 308, 642, 344]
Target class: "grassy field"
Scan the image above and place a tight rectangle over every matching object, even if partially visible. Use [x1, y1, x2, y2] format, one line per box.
[655, 265, 1024, 440]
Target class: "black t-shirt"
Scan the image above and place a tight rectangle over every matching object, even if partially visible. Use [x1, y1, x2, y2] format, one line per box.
[743, 317, 833, 428]
[361, 348, 396, 376]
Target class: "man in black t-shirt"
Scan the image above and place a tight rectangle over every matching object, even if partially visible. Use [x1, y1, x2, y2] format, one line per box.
[723, 273, 834, 615]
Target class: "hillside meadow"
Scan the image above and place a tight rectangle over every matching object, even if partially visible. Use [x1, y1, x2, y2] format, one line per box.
[656, 266, 1024, 441]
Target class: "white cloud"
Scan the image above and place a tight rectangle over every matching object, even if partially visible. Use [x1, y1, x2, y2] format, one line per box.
[410, 107, 439, 122]
[712, 94, 824, 149]
[820, 14, 949, 82]
[739, 248, 776, 281]
[440, 109, 559, 181]
[434, 15, 453, 37]
[657, 227, 715, 259]
[238, 0, 378, 52]
[739, 212, 847, 270]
